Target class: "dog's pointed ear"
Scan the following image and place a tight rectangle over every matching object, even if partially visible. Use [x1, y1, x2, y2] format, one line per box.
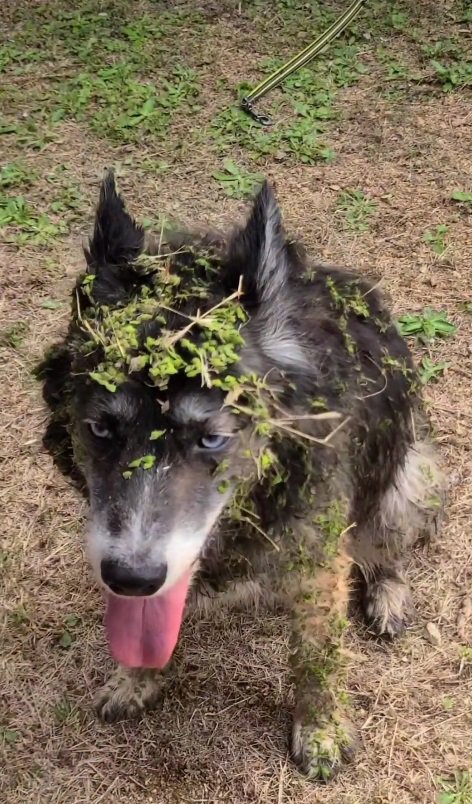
[227, 184, 310, 374]
[81, 171, 146, 306]
[226, 182, 289, 303]
[85, 170, 144, 269]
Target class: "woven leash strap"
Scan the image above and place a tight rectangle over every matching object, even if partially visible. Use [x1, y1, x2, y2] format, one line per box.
[241, 0, 366, 126]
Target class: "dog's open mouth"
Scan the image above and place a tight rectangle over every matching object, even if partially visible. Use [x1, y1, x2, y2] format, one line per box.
[104, 571, 191, 668]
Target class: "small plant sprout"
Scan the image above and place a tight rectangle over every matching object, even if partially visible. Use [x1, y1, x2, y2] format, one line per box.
[424, 224, 449, 256]
[0, 321, 29, 348]
[397, 309, 456, 343]
[53, 697, 75, 723]
[418, 357, 449, 384]
[58, 614, 80, 649]
[430, 59, 472, 92]
[0, 194, 68, 245]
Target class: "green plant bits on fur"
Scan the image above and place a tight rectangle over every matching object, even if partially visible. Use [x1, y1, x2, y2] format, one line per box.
[325, 276, 370, 319]
[312, 397, 328, 410]
[314, 501, 348, 559]
[213, 458, 230, 477]
[125, 455, 157, 476]
[81, 273, 96, 298]
[81, 258, 249, 394]
[89, 368, 125, 393]
[134, 455, 156, 470]
[150, 429, 165, 440]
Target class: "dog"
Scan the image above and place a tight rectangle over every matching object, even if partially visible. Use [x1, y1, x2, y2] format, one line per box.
[38, 171, 443, 781]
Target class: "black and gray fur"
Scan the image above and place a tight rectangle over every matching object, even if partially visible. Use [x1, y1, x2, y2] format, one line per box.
[38, 174, 443, 780]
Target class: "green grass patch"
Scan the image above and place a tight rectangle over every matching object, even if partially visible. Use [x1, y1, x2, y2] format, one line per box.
[0, 42, 44, 73]
[0, 321, 29, 348]
[1, 728, 19, 745]
[210, 39, 367, 164]
[210, 106, 334, 164]
[0, 195, 67, 245]
[0, 113, 59, 150]
[2, 5, 207, 74]
[9, 605, 30, 627]
[53, 697, 76, 723]
[0, 161, 35, 189]
[423, 40, 472, 92]
[55, 63, 199, 143]
[376, 48, 413, 83]
[44, 166, 86, 218]
[451, 190, 472, 206]
[438, 771, 472, 804]
[1, 3, 207, 146]
[245, 0, 336, 37]
[337, 189, 377, 232]
[212, 160, 264, 199]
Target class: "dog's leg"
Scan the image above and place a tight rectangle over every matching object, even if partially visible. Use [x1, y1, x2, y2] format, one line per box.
[95, 666, 165, 722]
[287, 514, 357, 782]
[354, 440, 444, 637]
[351, 536, 410, 638]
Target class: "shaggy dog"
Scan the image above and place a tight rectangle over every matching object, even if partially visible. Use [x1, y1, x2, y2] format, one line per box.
[38, 172, 443, 780]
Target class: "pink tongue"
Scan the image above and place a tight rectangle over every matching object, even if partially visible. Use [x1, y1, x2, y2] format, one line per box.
[104, 572, 191, 668]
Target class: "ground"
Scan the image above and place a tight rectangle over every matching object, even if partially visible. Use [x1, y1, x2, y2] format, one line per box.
[1, 1, 471, 802]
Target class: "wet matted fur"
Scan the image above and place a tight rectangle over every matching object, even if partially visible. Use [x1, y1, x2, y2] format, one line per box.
[37, 173, 444, 781]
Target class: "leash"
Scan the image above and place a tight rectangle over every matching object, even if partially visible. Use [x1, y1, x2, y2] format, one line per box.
[241, 0, 366, 126]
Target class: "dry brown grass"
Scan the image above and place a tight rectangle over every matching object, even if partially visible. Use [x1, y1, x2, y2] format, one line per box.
[1, 1, 472, 802]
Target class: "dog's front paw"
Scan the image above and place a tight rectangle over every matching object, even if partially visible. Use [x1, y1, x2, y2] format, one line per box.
[364, 575, 410, 638]
[291, 712, 357, 782]
[95, 666, 164, 723]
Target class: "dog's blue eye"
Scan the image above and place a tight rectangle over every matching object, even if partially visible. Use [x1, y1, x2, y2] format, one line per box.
[199, 434, 230, 450]
[87, 420, 112, 439]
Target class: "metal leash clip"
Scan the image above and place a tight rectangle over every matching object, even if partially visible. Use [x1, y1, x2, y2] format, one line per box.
[240, 98, 273, 127]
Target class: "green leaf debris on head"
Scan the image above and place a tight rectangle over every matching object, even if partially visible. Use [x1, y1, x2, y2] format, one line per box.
[129, 455, 156, 470]
[79, 249, 248, 395]
[78, 236, 346, 487]
[150, 429, 166, 440]
[123, 454, 157, 478]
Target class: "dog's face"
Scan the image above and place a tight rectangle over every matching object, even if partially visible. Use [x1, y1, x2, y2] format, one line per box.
[79, 375, 253, 596]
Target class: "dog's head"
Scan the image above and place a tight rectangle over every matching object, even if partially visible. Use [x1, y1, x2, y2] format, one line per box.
[39, 172, 313, 667]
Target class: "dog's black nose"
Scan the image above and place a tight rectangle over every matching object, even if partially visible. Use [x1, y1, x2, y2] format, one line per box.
[100, 560, 167, 597]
